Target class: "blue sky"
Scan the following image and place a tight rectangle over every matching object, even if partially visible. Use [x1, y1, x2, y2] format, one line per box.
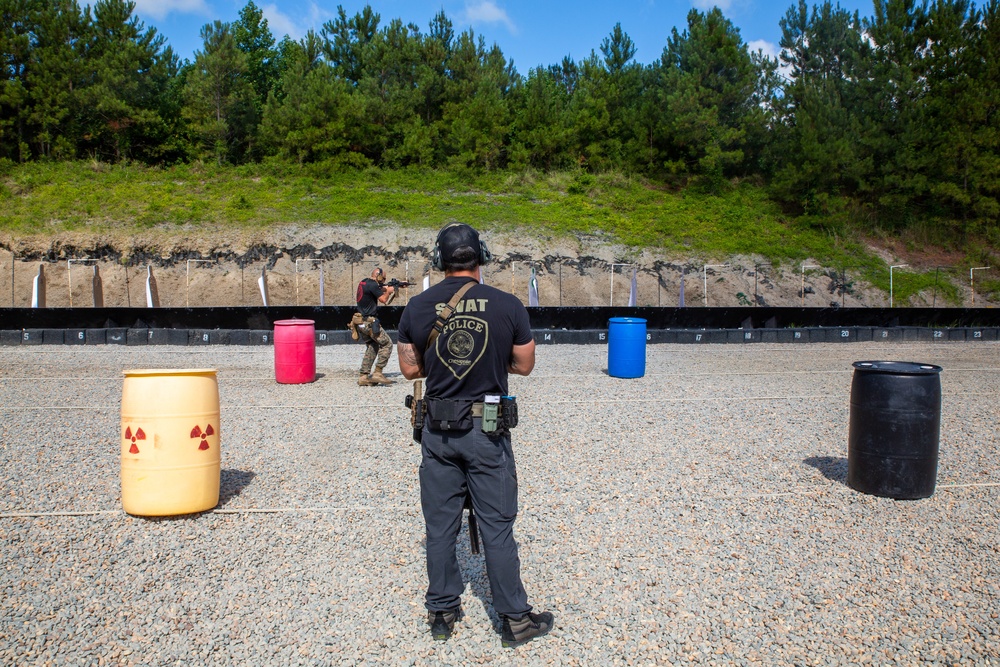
[131, 0, 874, 72]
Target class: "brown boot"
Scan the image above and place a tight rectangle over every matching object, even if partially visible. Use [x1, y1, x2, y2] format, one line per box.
[348, 321, 358, 341]
[358, 373, 376, 386]
[370, 369, 394, 385]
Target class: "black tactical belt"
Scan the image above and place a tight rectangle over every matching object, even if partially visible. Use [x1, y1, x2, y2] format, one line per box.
[425, 401, 485, 417]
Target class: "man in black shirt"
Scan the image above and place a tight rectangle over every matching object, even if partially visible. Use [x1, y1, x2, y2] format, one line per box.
[355, 267, 395, 386]
[397, 223, 554, 648]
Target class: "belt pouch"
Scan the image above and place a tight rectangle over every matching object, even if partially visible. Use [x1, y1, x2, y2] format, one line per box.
[501, 396, 518, 429]
[426, 398, 473, 431]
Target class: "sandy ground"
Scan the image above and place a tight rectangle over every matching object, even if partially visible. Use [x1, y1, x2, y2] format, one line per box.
[0, 225, 990, 309]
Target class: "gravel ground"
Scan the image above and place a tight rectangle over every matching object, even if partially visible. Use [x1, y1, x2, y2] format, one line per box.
[2, 341, 999, 666]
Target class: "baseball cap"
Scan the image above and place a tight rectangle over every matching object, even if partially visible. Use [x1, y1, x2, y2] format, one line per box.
[437, 223, 482, 265]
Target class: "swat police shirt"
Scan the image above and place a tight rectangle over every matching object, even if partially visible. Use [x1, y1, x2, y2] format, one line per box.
[356, 278, 384, 318]
[397, 276, 533, 400]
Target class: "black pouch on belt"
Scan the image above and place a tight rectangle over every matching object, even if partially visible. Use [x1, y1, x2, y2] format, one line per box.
[370, 318, 381, 337]
[500, 396, 518, 429]
[426, 398, 473, 431]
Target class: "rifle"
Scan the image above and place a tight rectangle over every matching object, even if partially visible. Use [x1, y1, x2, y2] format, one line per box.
[404, 380, 424, 444]
[387, 278, 413, 289]
[465, 493, 480, 555]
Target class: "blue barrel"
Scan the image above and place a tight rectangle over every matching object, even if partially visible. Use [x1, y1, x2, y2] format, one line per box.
[608, 317, 647, 378]
[848, 361, 942, 499]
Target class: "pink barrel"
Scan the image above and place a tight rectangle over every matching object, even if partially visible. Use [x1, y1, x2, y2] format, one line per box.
[274, 319, 316, 384]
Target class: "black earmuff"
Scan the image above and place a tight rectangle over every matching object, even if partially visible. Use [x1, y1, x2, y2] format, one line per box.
[431, 244, 444, 272]
[432, 225, 491, 271]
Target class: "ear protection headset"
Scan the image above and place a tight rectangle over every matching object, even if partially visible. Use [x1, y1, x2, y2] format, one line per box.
[431, 223, 492, 271]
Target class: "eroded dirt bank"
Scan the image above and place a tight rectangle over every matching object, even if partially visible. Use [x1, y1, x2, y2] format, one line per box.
[0, 225, 984, 309]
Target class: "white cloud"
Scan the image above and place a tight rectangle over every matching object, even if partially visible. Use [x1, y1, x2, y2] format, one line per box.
[307, 3, 333, 26]
[132, 0, 210, 21]
[261, 4, 301, 40]
[462, 1, 518, 35]
[692, 0, 733, 11]
[747, 39, 778, 60]
[259, 3, 332, 42]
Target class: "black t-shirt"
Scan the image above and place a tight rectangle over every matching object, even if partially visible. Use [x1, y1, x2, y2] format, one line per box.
[397, 276, 533, 400]
[356, 278, 385, 318]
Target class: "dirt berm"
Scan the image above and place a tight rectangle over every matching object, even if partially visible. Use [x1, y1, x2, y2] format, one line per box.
[0, 225, 984, 309]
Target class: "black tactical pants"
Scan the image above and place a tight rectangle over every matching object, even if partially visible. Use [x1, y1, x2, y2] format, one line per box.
[419, 419, 531, 618]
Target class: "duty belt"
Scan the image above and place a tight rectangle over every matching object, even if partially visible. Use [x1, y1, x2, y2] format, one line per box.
[440, 402, 501, 417]
[422, 400, 485, 416]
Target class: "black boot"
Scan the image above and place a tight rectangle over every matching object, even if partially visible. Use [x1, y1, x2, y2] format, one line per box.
[500, 611, 554, 648]
[428, 608, 462, 641]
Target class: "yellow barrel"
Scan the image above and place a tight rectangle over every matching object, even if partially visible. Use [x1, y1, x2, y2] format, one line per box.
[120, 369, 221, 516]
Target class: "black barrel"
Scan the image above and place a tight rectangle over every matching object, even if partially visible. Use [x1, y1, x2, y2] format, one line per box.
[848, 361, 943, 499]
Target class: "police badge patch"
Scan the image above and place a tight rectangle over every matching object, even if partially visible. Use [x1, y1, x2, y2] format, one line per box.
[437, 315, 489, 380]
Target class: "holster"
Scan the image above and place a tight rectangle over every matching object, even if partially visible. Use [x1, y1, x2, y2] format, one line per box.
[405, 380, 425, 444]
[347, 312, 363, 340]
[501, 396, 519, 430]
[480, 397, 519, 435]
[354, 315, 380, 338]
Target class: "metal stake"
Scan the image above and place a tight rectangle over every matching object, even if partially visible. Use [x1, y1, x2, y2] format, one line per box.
[890, 264, 907, 308]
[971, 266, 990, 306]
[800, 264, 819, 307]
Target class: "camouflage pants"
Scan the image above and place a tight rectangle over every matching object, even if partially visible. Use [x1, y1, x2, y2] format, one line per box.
[359, 324, 392, 374]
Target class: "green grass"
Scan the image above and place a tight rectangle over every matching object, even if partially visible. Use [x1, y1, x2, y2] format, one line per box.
[0, 160, 991, 305]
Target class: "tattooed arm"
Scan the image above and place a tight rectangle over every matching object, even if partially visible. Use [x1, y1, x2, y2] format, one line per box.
[397, 341, 425, 380]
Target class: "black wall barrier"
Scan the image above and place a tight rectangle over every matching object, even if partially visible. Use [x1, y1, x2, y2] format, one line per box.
[2, 306, 999, 345]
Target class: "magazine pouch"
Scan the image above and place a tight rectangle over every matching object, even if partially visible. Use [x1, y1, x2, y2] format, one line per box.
[426, 398, 474, 431]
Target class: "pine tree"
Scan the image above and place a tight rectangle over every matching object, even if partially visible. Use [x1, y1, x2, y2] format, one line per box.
[260, 40, 361, 164]
[182, 20, 255, 164]
[858, 0, 932, 225]
[600, 23, 636, 74]
[77, 0, 175, 162]
[24, 0, 87, 159]
[358, 18, 427, 166]
[0, 0, 41, 161]
[510, 65, 573, 170]
[658, 8, 762, 188]
[771, 0, 868, 210]
[925, 0, 1000, 233]
[321, 4, 380, 85]
[441, 30, 516, 171]
[232, 1, 277, 160]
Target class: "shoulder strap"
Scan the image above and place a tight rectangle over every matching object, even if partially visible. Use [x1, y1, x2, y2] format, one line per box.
[426, 280, 477, 351]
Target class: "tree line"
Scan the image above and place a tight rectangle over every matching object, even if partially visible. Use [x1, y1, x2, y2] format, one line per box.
[2, 0, 998, 235]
